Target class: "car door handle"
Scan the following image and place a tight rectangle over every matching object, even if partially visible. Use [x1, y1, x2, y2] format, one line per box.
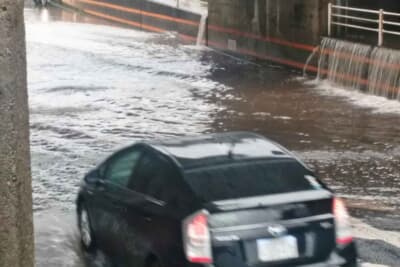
[145, 216, 152, 222]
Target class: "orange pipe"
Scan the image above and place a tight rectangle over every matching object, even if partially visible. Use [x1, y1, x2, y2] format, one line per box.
[83, 7, 398, 97]
[84, 9, 164, 32]
[74, 0, 400, 73]
[76, 0, 199, 26]
[72, 0, 317, 53]
[207, 24, 316, 52]
[207, 40, 399, 96]
[75, 0, 400, 73]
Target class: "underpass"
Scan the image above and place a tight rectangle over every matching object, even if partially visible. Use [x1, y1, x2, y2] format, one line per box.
[26, 5, 400, 267]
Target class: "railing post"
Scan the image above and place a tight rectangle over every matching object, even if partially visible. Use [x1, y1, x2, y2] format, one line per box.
[378, 9, 384, 46]
[345, 0, 349, 35]
[328, 3, 332, 36]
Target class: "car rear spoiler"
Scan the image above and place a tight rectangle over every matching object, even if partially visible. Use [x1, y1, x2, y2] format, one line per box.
[205, 190, 333, 212]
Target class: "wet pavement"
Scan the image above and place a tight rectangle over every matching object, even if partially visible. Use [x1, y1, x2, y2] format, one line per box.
[26, 6, 400, 267]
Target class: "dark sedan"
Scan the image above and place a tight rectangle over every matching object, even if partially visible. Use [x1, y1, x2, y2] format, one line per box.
[76, 132, 358, 267]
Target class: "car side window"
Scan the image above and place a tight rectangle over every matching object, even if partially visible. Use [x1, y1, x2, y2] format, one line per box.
[129, 151, 175, 203]
[104, 148, 142, 187]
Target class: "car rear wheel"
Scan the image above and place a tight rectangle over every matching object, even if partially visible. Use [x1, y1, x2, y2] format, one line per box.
[78, 204, 95, 251]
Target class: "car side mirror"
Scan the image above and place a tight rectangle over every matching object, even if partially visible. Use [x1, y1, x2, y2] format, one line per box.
[85, 169, 99, 184]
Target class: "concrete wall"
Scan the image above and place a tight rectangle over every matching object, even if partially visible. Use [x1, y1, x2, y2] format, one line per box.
[261, 0, 322, 45]
[0, 1, 34, 266]
[207, 0, 330, 71]
[62, 0, 203, 44]
[348, 0, 399, 11]
[61, 0, 332, 71]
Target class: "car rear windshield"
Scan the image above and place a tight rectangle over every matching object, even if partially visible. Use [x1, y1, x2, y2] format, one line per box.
[184, 159, 319, 202]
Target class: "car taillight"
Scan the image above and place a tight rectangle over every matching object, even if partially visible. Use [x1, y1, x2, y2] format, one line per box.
[183, 210, 212, 264]
[333, 198, 353, 245]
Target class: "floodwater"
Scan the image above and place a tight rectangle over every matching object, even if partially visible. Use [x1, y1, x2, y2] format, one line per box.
[26, 6, 400, 267]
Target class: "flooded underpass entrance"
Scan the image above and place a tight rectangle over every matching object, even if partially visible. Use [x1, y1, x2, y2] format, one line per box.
[26, 5, 400, 267]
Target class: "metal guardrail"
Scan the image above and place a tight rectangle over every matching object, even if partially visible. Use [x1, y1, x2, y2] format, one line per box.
[328, 3, 400, 46]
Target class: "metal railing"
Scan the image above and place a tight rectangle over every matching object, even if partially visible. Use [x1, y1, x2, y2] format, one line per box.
[328, 3, 400, 46]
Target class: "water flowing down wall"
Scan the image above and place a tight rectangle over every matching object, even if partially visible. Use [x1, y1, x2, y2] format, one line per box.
[368, 47, 400, 100]
[196, 13, 208, 46]
[317, 38, 372, 91]
[315, 37, 400, 101]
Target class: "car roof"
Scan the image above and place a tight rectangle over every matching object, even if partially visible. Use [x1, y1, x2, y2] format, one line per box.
[145, 132, 293, 170]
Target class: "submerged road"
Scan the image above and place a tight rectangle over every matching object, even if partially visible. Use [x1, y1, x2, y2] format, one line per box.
[26, 6, 400, 267]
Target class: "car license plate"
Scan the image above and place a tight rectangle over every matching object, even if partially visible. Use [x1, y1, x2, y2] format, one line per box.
[257, 236, 299, 262]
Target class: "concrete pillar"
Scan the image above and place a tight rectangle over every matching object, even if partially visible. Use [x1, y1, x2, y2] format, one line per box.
[0, 1, 34, 267]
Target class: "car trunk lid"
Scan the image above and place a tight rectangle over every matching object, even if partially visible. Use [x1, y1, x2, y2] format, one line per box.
[206, 190, 336, 266]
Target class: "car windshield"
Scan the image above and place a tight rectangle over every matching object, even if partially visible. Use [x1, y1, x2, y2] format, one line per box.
[184, 159, 319, 202]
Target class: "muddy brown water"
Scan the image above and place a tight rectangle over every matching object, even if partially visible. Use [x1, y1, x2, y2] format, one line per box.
[26, 6, 399, 267]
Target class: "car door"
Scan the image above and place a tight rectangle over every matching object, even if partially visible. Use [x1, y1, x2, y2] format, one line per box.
[127, 150, 192, 267]
[92, 146, 143, 264]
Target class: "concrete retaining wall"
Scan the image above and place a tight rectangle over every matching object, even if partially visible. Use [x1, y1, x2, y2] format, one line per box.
[60, 0, 336, 72]
[62, 0, 203, 43]
[207, 0, 330, 72]
[59, 0, 400, 73]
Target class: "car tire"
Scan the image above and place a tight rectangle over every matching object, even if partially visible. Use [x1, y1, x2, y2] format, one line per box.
[78, 203, 96, 252]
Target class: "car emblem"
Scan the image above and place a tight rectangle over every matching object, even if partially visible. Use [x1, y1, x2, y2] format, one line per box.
[267, 225, 287, 237]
